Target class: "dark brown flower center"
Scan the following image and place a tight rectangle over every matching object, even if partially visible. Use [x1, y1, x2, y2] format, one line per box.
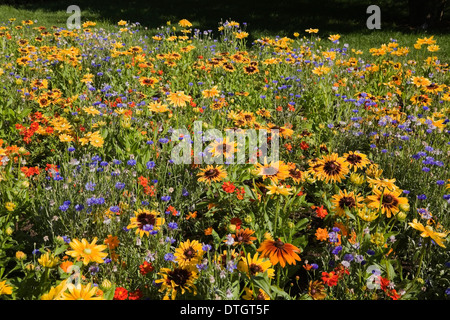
[274, 240, 285, 249]
[204, 169, 219, 178]
[137, 213, 156, 228]
[323, 161, 341, 175]
[249, 263, 262, 275]
[339, 196, 356, 209]
[168, 268, 191, 286]
[346, 154, 362, 165]
[183, 247, 195, 259]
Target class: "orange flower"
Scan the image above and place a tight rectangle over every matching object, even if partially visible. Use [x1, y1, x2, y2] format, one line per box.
[59, 261, 73, 273]
[232, 228, 257, 245]
[315, 228, 328, 241]
[204, 227, 213, 235]
[315, 205, 328, 219]
[104, 235, 120, 250]
[257, 239, 301, 268]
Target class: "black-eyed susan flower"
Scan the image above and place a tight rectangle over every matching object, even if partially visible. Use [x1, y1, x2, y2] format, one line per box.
[343, 151, 370, 171]
[174, 239, 204, 268]
[197, 165, 227, 184]
[238, 252, 275, 278]
[254, 159, 290, 184]
[167, 91, 191, 107]
[127, 209, 164, 238]
[331, 189, 364, 217]
[242, 287, 270, 300]
[155, 266, 198, 300]
[257, 238, 301, 268]
[314, 153, 350, 184]
[366, 188, 409, 218]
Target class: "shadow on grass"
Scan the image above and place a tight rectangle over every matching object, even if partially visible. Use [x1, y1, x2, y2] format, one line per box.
[3, 0, 450, 35]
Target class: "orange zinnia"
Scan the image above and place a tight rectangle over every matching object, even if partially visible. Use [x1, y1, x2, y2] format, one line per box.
[315, 228, 328, 241]
[257, 238, 301, 268]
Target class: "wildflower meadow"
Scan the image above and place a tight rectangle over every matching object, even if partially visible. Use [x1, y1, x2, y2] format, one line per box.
[0, 2, 449, 303]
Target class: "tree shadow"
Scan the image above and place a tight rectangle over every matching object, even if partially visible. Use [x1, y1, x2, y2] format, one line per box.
[3, 0, 450, 34]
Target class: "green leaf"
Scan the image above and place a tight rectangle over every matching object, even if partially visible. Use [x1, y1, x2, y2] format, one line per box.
[252, 274, 273, 300]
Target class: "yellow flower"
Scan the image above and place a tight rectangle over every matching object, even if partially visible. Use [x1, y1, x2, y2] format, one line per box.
[328, 34, 340, 42]
[370, 232, 385, 247]
[5, 202, 16, 212]
[167, 91, 191, 107]
[65, 237, 108, 265]
[408, 219, 448, 248]
[59, 134, 74, 143]
[0, 280, 13, 295]
[178, 19, 192, 28]
[41, 280, 68, 300]
[312, 66, 331, 76]
[266, 184, 292, 196]
[61, 282, 104, 300]
[15, 251, 27, 260]
[357, 207, 379, 222]
[38, 251, 60, 268]
[305, 28, 319, 33]
[201, 86, 220, 98]
[118, 20, 127, 26]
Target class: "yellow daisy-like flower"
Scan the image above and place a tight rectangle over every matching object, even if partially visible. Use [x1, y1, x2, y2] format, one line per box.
[343, 151, 370, 171]
[178, 19, 192, 28]
[155, 265, 198, 300]
[357, 206, 379, 222]
[40, 280, 68, 300]
[331, 189, 364, 217]
[65, 237, 108, 265]
[366, 188, 409, 218]
[0, 280, 13, 296]
[174, 239, 204, 269]
[61, 282, 104, 300]
[59, 134, 74, 143]
[197, 165, 227, 184]
[238, 252, 275, 279]
[408, 219, 448, 248]
[367, 177, 398, 191]
[201, 86, 220, 98]
[254, 159, 290, 184]
[305, 28, 319, 33]
[148, 101, 170, 113]
[313, 153, 350, 184]
[167, 91, 191, 107]
[266, 183, 292, 196]
[242, 287, 271, 300]
[127, 209, 165, 238]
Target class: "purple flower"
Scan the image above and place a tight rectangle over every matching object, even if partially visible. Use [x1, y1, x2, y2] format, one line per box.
[127, 159, 136, 166]
[168, 222, 178, 230]
[331, 246, 342, 255]
[161, 195, 171, 202]
[164, 253, 175, 261]
[146, 161, 156, 169]
[115, 182, 125, 189]
[85, 182, 96, 191]
[417, 194, 427, 200]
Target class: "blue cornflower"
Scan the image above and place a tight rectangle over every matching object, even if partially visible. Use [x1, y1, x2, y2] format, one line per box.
[437, 180, 445, 185]
[143, 224, 154, 232]
[113, 159, 122, 165]
[75, 204, 84, 211]
[343, 254, 354, 262]
[59, 204, 70, 212]
[109, 206, 120, 213]
[32, 249, 41, 256]
[182, 189, 189, 196]
[311, 263, 319, 270]
[115, 182, 125, 190]
[417, 194, 427, 200]
[367, 249, 375, 255]
[168, 222, 178, 230]
[164, 253, 175, 262]
[161, 195, 171, 202]
[85, 182, 96, 191]
[127, 159, 136, 166]
[146, 161, 155, 169]
[331, 246, 342, 255]
[68, 147, 75, 152]
[202, 244, 212, 252]
[159, 137, 169, 144]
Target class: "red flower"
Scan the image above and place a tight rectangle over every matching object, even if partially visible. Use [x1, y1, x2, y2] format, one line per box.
[230, 217, 242, 229]
[321, 271, 339, 286]
[315, 205, 328, 219]
[113, 287, 128, 300]
[300, 141, 309, 150]
[139, 261, 155, 275]
[222, 181, 236, 193]
[128, 289, 143, 300]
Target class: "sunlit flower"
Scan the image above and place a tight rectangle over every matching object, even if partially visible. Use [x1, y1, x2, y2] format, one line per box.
[66, 237, 108, 265]
[257, 239, 301, 268]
